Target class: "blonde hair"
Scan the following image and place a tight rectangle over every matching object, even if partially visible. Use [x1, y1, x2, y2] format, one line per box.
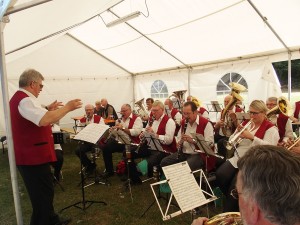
[249, 100, 268, 114]
[152, 100, 165, 110]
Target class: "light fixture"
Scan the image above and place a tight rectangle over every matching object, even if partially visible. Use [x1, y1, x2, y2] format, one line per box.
[106, 11, 141, 28]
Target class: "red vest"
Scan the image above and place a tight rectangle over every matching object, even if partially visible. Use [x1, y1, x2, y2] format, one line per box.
[10, 91, 56, 165]
[294, 101, 300, 119]
[170, 108, 180, 136]
[241, 119, 274, 139]
[277, 113, 289, 142]
[80, 115, 101, 124]
[156, 115, 177, 153]
[128, 114, 140, 144]
[198, 107, 208, 115]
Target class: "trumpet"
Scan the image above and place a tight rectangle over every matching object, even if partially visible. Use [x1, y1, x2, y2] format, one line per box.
[225, 119, 254, 158]
[287, 137, 300, 151]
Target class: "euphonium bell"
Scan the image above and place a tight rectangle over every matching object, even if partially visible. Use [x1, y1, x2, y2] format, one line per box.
[266, 96, 291, 118]
[204, 212, 242, 225]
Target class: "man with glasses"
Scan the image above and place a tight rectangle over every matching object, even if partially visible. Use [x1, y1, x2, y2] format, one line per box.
[10, 69, 82, 225]
[216, 100, 279, 212]
[192, 145, 300, 225]
[164, 98, 182, 135]
[161, 101, 214, 172]
[266, 97, 293, 146]
[101, 104, 143, 182]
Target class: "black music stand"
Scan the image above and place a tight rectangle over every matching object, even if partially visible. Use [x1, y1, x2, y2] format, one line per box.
[60, 124, 109, 213]
[207, 101, 222, 121]
[52, 132, 65, 191]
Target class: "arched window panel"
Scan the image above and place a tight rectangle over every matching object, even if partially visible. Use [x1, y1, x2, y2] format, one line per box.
[216, 72, 248, 95]
[151, 80, 169, 99]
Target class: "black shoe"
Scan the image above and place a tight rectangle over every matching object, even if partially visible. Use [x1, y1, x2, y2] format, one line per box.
[85, 164, 96, 175]
[102, 171, 114, 178]
[54, 217, 72, 225]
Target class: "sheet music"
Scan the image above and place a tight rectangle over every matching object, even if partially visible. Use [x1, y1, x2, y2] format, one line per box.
[162, 162, 206, 212]
[210, 101, 222, 112]
[74, 123, 110, 144]
[190, 133, 216, 157]
[115, 129, 132, 145]
[236, 112, 250, 122]
[143, 131, 164, 152]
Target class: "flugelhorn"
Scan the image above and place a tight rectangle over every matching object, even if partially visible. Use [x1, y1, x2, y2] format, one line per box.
[135, 98, 149, 118]
[204, 212, 242, 225]
[225, 119, 254, 158]
[169, 90, 187, 112]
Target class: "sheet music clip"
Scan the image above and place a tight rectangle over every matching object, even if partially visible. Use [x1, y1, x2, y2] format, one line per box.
[190, 133, 223, 159]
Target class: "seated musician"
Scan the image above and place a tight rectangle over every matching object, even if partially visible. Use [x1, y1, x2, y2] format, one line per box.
[290, 100, 300, 122]
[75, 104, 105, 174]
[216, 100, 279, 212]
[141, 98, 154, 126]
[100, 98, 118, 120]
[266, 97, 293, 146]
[94, 100, 103, 116]
[214, 95, 242, 159]
[164, 98, 182, 135]
[133, 100, 176, 178]
[101, 104, 143, 181]
[187, 95, 209, 119]
[161, 101, 214, 172]
[192, 145, 300, 225]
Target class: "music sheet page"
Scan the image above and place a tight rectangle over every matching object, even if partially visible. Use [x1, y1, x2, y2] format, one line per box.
[143, 131, 164, 152]
[74, 123, 109, 144]
[162, 161, 207, 212]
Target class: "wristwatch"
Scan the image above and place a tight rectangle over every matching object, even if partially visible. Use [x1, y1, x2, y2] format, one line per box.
[122, 127, 125, 131]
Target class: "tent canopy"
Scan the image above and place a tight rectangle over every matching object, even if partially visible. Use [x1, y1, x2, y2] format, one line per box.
[4, 0, 300, 76]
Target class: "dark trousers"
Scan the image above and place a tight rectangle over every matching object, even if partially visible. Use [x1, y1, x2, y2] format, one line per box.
[216, 160, 239, 212]
[75, 142, 94, 168]
[52, 150, 63, 181]
[102, 139, 125, 174]
[18, 164, 60, 225]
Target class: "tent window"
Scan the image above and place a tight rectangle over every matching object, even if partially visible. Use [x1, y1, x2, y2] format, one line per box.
[216, 72, 248, 95]
[151, 80, 169, 99]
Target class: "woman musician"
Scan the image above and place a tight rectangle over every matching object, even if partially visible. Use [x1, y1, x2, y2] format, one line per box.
[216, 100, 279, 212]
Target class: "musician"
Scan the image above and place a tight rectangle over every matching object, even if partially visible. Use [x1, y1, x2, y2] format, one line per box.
[192, 145, 300, 225]
[187, 95, 209, 119]
[75, 104, 105, 174]
[100, 98, 118, 120]
[94, 100, 103, 115]
[161, 101, 214, 172]
[138, 100, 176, 177]
[291, 100, 300, 123]
[164, 98, 182, 135]
[216, 100, 279, 212]
[214, 95, 242, 159]
[101, 104, 143, 181]
[266, 97, 293, 145]
[10, 69, 81, 225]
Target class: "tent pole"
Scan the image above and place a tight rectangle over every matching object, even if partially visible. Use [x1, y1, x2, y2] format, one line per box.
[0, 22, 24, 225]
[288, 52, 292, 101]
[4, 0, 53, 16]
[188, 68, 191, 96]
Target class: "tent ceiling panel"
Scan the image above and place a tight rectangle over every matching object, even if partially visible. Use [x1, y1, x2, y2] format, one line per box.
[4, 0, 122, 52]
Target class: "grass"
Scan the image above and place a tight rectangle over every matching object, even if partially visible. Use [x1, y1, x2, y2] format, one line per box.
[0, 142, 222, 225]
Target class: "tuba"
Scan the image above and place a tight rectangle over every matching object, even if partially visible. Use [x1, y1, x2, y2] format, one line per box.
[169, 90, 187, 112]
[220, 82, 246, 137]
[135, 98, 149, 118]
[266, 96, 291, 118]
[204, 212, 242, 225]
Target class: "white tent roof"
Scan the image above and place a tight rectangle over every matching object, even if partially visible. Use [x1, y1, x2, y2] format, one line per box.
[4, 0, 300, 75]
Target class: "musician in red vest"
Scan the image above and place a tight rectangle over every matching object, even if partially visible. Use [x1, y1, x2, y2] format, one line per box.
[10, 69, 82, 225]
[266, 97, 293, 145]
[216, 100, 279, 212]
[75, 104, 105, 174]
[137, 100, 176, 178]
[101, 104, 143, 182]
[187, 95, 209, 119]
[164, 98, 182, 135]
[291, 100, 300, 122]
[161, 101, 214, 172]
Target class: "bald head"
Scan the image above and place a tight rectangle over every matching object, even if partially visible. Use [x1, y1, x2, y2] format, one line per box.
[85, 104, 94, 119]
[224, 95, 233, 107]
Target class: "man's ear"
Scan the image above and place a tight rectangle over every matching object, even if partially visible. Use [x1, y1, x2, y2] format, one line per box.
[248, 199, 260, 224]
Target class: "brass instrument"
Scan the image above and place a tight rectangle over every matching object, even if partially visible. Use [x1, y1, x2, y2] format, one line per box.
[204, 212, 242, 225]
[287, 137, 300, 150]
[221, 82, 246, 137]
[135, 98, 149, 118]
[226, 119, 254, 158]
[169, 90, 187, 112]
[191, 96, 201, 108]
[266, 96, 291, 118]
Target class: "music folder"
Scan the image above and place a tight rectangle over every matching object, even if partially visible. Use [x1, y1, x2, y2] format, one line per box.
[73, 123, 110, 144]
[209, 101, 222, 112]
[114, 129, 132, 145]
[143, 131, 164, 152]
[190, 133, 216, 157]
[53, 132, 64, 144]
[236, 112, 250, 122]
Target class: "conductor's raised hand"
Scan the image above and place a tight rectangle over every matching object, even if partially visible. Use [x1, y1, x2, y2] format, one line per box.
[65, 99, 83, 111]
[47, 100, 64, 111]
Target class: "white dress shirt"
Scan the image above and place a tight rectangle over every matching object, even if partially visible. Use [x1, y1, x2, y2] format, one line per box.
[117, 113, 143, 137]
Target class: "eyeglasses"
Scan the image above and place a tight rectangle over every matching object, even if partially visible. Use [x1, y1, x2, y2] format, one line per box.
[32, 81, 44, 89]
[230, 188, 242, 199]
[120, 109, 129, 113]
[248, 111, 260, 115]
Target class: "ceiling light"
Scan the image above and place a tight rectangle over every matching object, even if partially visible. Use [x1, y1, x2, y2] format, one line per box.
[106, 11, 141, 28]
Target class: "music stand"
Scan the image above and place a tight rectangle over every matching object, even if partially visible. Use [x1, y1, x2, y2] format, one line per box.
[60, 123, 109, 213]
[150, 162, 217, 221]
[235, 112, 250, 124]
[207, 101, 223, 121]
[52, 132, 65, 191]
